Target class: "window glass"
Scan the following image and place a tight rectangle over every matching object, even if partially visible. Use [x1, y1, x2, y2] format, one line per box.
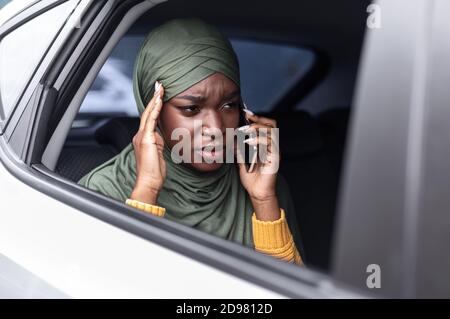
[0, 0, 77, 119]
[231, 38, 315, 113]
[0, 0, 13, 10]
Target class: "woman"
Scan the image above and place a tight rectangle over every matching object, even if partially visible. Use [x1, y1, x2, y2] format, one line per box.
[79, 18, 304, 265]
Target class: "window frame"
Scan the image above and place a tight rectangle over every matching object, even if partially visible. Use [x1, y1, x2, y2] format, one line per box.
[0, 0, 73, 128]
[1, 0, 97, 161]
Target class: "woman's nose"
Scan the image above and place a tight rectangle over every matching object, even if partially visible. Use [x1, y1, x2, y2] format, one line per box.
[202, 110, 224, 136]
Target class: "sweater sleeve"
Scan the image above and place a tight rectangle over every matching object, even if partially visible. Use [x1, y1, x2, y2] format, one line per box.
[252, 209, 303, 266]
[125, 198, 166, 217]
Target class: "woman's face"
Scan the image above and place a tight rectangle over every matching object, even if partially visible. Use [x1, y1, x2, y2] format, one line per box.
[158, 73, 241, 172]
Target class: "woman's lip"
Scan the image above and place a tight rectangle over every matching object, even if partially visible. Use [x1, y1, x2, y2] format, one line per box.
[194, 145, 224, 151]
[195, 148, 224, 159]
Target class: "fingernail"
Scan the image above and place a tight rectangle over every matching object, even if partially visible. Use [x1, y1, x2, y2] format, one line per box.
[243, 109, 254, 116]
[154, 81, 161, 94]
[238, 125, 250, 131]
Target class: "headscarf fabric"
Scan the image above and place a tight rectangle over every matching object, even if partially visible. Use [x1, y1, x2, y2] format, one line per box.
[133, 18, 240, 114]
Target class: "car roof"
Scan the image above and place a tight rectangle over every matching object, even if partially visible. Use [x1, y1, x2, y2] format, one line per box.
[129, 0, 370, 61]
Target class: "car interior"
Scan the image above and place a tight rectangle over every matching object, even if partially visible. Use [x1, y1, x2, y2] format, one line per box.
[52, 0, 370, 272]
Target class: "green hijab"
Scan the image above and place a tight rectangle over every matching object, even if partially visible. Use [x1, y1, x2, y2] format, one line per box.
[78, 18, 303, 254]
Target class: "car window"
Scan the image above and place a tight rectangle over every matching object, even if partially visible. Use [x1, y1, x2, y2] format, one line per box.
[0, 0, 12, 10]
[78, 35, 315, 116]
[0, 0, 77, 120]
[231, 38, 315, 112]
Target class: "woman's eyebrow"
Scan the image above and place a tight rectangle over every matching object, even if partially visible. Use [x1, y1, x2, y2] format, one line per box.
[222, 90, 241, 102]
[175, 94, 206, 103]
[175, 90, 241, 103]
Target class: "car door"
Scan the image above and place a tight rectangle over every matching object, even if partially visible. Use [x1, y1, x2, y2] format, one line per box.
[334, 0, 450, 298]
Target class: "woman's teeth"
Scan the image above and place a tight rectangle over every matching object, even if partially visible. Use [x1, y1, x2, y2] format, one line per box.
[196, 147, 224, 160]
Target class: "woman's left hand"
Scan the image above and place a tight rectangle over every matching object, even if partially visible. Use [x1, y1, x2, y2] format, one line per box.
[236, 111, 281, 221]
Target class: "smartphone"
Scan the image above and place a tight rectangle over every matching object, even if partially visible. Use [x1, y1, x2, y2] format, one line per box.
[238, 101, 258, 173]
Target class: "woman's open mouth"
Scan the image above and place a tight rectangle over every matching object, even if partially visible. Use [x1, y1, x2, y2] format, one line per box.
[194, 144, 224, 161]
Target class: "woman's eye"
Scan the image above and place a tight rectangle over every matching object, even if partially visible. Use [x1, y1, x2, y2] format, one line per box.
[222, 102, 240, 110]
[181, 106, 200, 114]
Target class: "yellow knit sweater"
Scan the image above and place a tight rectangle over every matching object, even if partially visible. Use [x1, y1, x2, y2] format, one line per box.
[125, 199, 303, 265]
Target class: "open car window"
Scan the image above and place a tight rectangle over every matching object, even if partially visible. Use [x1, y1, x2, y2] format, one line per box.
[68, 9, 355, 274]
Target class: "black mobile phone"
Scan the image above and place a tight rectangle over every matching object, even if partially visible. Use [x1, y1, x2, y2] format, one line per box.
[237, 101, 258, 172]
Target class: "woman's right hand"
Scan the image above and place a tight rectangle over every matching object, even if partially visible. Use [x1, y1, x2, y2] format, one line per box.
[130, 81, 166, 205]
